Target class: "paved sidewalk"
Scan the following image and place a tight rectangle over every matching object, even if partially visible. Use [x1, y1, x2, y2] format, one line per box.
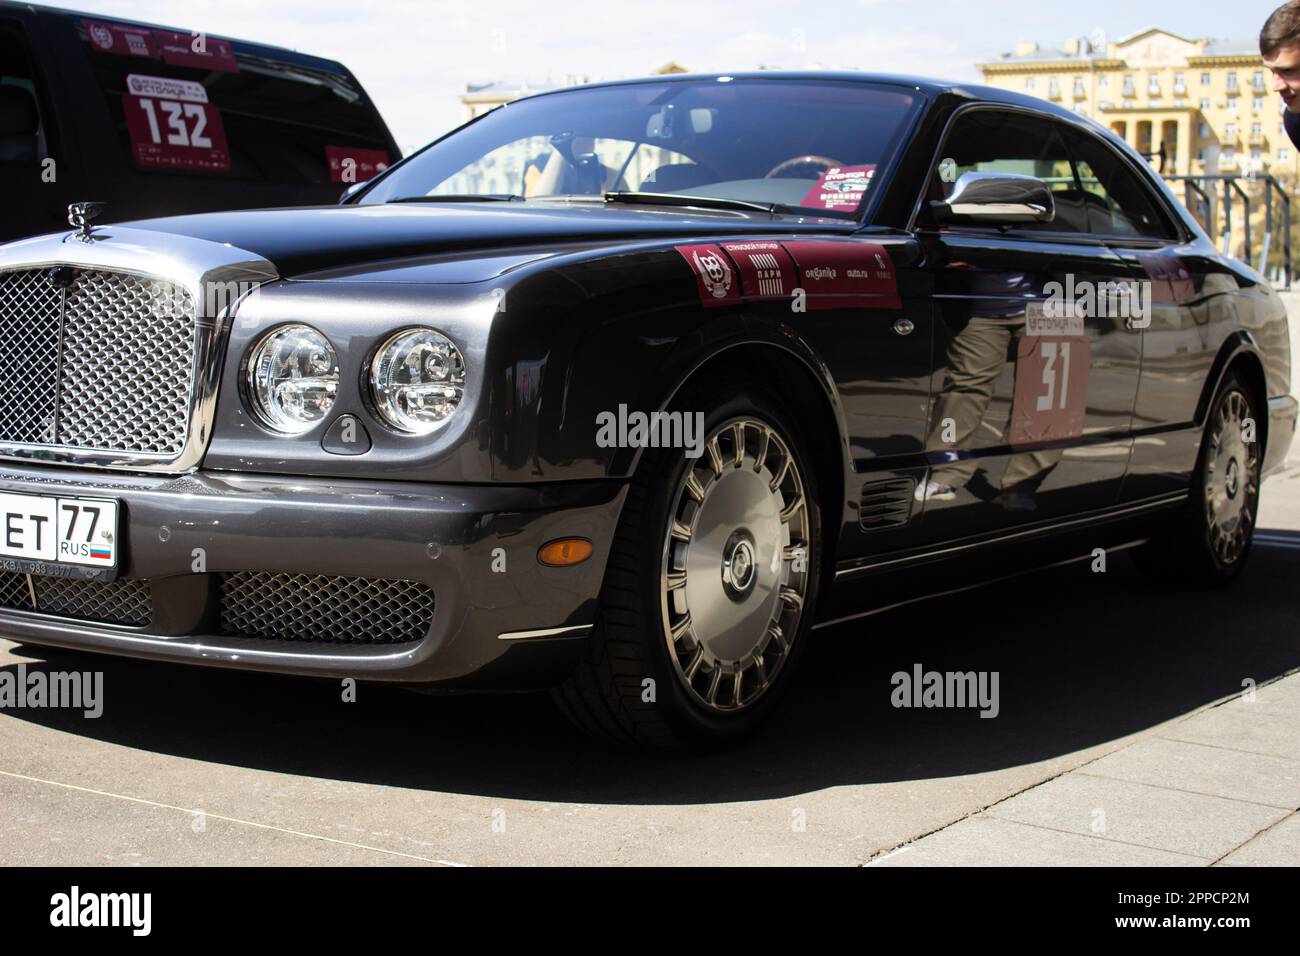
[869, 672, 1300, 866]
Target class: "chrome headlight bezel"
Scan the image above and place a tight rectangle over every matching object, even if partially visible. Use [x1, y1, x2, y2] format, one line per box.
[243, 323, 340, 435]
[367, 327, 467, 436]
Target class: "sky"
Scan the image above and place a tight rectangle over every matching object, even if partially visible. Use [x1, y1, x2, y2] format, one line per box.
[65, 0, 1283, 155]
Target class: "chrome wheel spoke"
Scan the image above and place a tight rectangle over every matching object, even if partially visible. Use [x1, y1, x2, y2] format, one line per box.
[684, 471, 706, 503]
[706, 437, 725, 478]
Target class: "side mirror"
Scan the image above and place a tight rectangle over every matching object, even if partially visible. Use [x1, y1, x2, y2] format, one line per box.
[929, 171, 1055, 224]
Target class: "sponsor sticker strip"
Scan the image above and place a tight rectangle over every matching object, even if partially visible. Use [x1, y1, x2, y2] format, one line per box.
[675, 239, 901, 310]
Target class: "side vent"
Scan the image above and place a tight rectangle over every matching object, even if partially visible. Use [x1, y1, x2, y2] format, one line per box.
[858, 478, 916, 531]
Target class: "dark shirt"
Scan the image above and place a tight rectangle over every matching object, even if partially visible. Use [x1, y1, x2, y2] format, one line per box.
[1285, 108, 1300, 149]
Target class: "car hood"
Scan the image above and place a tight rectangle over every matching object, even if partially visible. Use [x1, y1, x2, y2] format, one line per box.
[126, 201, 854, 279]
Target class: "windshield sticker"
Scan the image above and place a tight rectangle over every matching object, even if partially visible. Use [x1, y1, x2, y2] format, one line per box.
[720, 241, 798, 301]
[123, 76, 230, 173]
[154, 30, 240, 74]
[325, 146, 391, 184]
[675, 244, 743, 307]
[781, 240, 900, 310]
[82, 19, 159, 59]
[800, 165, 876, 212]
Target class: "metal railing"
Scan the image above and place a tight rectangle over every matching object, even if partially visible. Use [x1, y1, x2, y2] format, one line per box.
[1161, 173, 1292, 288]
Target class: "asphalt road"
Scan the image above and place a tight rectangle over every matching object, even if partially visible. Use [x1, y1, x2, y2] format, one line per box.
[1, 476, 1298, 865]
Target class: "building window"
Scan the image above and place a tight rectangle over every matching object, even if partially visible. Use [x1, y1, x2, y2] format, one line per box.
[1147, 74, 1161, 94]
[1253, 122, 1263, 136]
[1025, 77, 1036, 91]
[1200, 122, 1210, 137]
[1201, 72, 1212, 85]
[1252, 147, 1262, 159]
[1048, 78, 1060, 98]
[1174, 72, 1186, 94]
[1200, 98, 1210, 111]
[1122, 74, 1135, 95]
[1073, 77, 1086, 98]
[1254, 70, 1266, 90]
[1098, 75, 1109, 88]
[1225, 122, 1237, 136]
[1227, 71, 1239, 92]
[1254, 96, 1265, 112]
[1224, 147, 1236, 161]
[1281, 147, 1291, 160]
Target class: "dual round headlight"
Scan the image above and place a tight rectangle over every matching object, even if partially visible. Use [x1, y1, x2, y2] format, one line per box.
[369, 328, 467, 435]
[245, 325, 466, 436]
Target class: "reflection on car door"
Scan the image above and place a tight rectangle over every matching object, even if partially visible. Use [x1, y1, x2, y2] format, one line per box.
[910, 109, 1142, 544]
[1057, 124, 1233, 502]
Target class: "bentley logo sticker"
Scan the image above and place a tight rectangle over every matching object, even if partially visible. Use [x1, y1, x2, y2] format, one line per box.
[675, 243, 741, 307]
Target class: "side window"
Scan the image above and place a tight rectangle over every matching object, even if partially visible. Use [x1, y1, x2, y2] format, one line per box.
[0, 20, 48, 166]
[923, 109, 1085, 233]
[1063, 128, 1178, 240]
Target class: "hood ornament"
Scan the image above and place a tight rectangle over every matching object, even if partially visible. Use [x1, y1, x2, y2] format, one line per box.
[68, 201, 107, 242]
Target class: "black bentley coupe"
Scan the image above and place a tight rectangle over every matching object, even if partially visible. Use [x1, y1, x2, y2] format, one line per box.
[0, 73, 1293, 749]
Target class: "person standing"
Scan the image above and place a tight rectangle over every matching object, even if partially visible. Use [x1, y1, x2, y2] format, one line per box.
[1263, 2, 1300, 148]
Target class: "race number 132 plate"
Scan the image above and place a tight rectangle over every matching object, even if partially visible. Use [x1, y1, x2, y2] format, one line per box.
[0, 492, 119, 570]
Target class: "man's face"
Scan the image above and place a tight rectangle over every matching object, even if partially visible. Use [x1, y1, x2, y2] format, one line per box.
[1264, 42, 1300, 111]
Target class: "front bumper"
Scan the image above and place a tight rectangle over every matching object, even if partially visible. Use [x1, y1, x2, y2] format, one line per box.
[0, 463, 624, 689]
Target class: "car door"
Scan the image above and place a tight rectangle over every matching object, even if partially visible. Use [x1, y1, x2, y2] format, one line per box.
[908, 107, 1142, 544]
[1058, 124, 1229, 502]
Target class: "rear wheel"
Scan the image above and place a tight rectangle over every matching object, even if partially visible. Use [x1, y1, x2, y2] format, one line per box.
[551, 381, 822, 749]
[1131, 370, 1261, 586]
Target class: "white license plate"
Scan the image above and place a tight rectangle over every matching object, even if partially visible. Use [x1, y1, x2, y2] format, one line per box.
[0, 492, 119, 569]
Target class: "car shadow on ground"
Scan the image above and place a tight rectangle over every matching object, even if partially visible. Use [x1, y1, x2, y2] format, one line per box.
[4, 531, 1300, 805]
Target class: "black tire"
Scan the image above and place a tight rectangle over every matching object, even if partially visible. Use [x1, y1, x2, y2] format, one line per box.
[1130, 370, 1262, 587]
[551, 379, 823, 750]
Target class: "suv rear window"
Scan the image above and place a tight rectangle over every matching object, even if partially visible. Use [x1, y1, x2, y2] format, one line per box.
[78, 19, 393, 184]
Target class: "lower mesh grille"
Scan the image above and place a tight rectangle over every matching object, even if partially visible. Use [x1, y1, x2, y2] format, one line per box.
[219, 572, 435, 645]
[0, 570, 433, 645]
[0, 571, 152, 626]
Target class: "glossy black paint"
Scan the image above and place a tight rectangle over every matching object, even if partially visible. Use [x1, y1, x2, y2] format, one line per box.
[2, 72, 1294, 688]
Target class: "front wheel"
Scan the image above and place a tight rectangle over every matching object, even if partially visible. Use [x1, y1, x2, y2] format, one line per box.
[552, 382, 822, 750]
[1131, 370, 1261, 586]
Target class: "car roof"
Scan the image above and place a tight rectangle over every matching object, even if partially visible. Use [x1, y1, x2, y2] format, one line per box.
[503, 70, 1124, 150]
[508, 70, 1087, 116]
[5, 0, 352, 73]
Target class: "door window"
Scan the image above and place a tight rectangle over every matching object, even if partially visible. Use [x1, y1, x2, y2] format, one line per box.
[922, 109, 1084, 233]
[1063, 127, 1179, 239]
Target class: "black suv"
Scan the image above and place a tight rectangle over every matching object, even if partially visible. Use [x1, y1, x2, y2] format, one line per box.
[0, 2, 399, 241]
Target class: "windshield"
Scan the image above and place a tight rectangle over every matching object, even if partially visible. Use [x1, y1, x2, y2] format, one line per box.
[360, 78, 921, 218]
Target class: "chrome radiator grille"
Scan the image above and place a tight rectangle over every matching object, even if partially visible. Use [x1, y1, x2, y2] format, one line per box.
[0, 268, 196, 456]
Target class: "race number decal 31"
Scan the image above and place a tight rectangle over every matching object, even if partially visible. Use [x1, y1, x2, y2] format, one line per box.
[1009, 304, 1090, 445]
[123, 74, 231, 173]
